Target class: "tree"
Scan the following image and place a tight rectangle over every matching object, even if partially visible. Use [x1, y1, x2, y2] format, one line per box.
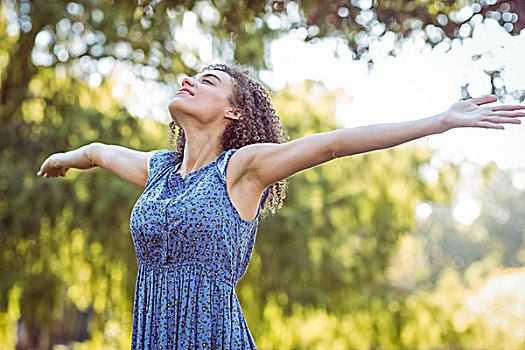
[1, 0, 284, 123]
[272, 0, 525, 100]
[2, 1, 524, 124]
[0, 65, 167, 347]
[2, 0, 522, 347]
[288, 0, 524, 58]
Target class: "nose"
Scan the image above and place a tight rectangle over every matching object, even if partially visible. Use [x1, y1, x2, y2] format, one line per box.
[181, 76, 195, 87]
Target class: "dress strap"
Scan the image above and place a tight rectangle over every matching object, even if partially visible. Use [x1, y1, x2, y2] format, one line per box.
[260, 186, 271, 208]
[215, 148, 238, 183]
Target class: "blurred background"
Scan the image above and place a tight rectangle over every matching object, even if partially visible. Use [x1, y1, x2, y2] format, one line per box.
[1, 0, 525, 349]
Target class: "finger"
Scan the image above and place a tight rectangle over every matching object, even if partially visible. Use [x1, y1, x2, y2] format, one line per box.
[475, 121, 504, 129]
[485, 116, 521, 124]
[473, 94, 498, 105]
[490, 105, 525, 111]
[490, 110, 525, 117]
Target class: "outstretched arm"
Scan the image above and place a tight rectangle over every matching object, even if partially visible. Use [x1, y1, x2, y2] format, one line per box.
[37, 143, 157, 188]
[233, 95, 525, 190]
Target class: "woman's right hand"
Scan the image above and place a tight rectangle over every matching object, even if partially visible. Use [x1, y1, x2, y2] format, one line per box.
[37, 153, 71, 178]
[36, 143, 156, 188]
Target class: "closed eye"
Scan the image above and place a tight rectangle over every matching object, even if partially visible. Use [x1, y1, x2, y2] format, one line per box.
[203, 78, 214, 85]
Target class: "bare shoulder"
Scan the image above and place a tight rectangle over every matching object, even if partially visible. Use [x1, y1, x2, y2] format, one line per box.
[227, 132, 336, 189]
[226, 144, 276, 190]
[226, 139, 333, 221]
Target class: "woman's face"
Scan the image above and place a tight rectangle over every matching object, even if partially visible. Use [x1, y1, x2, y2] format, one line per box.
[168, 69, 235, 127]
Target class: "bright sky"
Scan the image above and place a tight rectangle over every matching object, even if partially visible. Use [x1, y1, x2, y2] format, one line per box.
[260, 18, 525, 226]
[261, 19, 525, 226]
[262, 18, 525, 172]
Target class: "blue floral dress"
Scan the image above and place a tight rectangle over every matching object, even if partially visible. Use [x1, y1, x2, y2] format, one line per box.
[129, 148, 270, 349]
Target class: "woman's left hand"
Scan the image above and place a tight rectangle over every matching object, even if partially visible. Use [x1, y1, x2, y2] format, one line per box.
[441, 94, 525, 131]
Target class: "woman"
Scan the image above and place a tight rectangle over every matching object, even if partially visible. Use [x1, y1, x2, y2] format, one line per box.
[37, 63, 524, 348]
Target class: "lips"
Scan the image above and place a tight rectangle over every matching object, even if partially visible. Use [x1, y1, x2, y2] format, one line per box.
[176, 87, 194, 96]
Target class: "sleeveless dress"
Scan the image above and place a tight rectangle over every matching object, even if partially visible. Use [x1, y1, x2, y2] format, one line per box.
[129, 148, 270, 349]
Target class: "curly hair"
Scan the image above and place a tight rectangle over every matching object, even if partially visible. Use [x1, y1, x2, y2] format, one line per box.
[168, 63, 289, 216]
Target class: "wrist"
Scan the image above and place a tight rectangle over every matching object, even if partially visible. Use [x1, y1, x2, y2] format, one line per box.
[436, 112, 452, 133]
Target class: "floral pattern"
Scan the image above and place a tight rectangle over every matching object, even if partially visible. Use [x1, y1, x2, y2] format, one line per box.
[129, 148, 269, 349]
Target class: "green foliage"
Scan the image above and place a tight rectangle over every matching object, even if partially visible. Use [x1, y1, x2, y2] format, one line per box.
[2, 0, 525, 348]
[0, 0, 284, 122]
[0, 63, 166, 346]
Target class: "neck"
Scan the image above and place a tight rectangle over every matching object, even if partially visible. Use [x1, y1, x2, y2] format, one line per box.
[178, 125, 224, 175]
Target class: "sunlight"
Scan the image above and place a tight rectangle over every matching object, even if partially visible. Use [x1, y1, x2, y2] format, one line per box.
[461, 268, 525, 340]
[512, 170, 525, 190]
[415, 202, 433, 220]
[452, 191, 481, 226]
[263, 18, 525, 170]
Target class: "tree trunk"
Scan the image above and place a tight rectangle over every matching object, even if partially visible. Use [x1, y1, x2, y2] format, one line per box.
[0, 0, 58, 123]
[0, 20, 45, 122]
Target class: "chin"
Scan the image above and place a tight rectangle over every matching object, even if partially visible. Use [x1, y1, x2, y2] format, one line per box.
[168, 97, 179, 111]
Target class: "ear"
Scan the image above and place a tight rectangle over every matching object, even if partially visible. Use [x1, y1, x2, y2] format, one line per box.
[224, 107, 243, 121]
